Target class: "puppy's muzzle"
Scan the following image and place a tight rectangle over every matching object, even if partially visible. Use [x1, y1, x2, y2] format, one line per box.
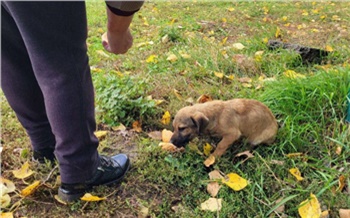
[170, 134, 190, 147]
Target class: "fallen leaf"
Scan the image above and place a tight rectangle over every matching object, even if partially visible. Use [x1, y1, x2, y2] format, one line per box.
[232, 43, 245, 50]
[159, 142, 179, 152]
[94, 131, 108, 139]
[161, 129, 173, 143]
[200, 197, 222, 212]
[167, 54, 178, 62]
[96, 50, 110, 58]
[286, 152, 303, 158]
[203, 143, 213, 156]
[335, 146, 342, 155]
[298, 193, 321, 218]
[54, 195, 67, 205]
[173, 89, 182, 100]
[0, 177, 16, 194]
[209, 170, 224, 180]
[180, 53, 191, 59]
[337, 175, 346, 192]
[207, 182, 221, 197]
[339, 209, 350, 218]
[214, 71, 224, 79]
[138, 206, 149, 218]
[0, 194, 11, 208]
[12, 162, 34, 179]
[80, 193, 106, 202]
[148, 131, 162, 140]
[270, 160, 285, 165]
[161, 111, 171, 125]
[146, 54, 157, 63]
[112, 124, 126, 131]
[0, 212, 13, 218]
[289, 168, 304, 181]
[21, 180, 41, 197]
[204, 155, 216, 167]
[275, 27, 282, 38]
[222, 173, 248, 191]
[197, 94, 213, 103]
[284, 70, 306, 79]
[235, 150, 254, 163]
[321, 210, 329, 218]
[132, 121, 142, 133]
[238, 77, 252, 83]
[274, 197, 285, 214]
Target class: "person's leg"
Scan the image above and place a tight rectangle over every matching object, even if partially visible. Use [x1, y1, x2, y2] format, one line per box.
[1, 4, 56, 161]
[1, 2, 99, 183]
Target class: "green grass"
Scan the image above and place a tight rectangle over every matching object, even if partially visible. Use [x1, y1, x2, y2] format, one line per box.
[1, 1, 350, 217]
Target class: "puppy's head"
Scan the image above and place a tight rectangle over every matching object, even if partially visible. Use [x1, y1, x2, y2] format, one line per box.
[170, 110, 209, 147]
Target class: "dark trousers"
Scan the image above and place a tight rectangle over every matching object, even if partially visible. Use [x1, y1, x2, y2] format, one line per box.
[1, 2, 99, 183]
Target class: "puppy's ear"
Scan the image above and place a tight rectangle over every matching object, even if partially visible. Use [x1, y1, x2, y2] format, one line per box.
[191, 112, 209, 133]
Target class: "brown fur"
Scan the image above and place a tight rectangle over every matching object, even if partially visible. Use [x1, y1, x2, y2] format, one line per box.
[170, 99, 278, 157]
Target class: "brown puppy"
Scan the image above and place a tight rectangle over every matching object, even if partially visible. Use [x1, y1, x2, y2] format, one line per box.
[170, 99, 278, 157]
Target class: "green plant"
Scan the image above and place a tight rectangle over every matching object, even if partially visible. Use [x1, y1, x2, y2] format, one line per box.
[93, 72, 158, 126]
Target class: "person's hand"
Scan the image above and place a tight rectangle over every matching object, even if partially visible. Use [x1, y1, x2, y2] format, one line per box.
[101, 29, 133, 54]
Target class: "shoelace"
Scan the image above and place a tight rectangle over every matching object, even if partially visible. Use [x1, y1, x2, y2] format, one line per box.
[100, 156, 114, 167]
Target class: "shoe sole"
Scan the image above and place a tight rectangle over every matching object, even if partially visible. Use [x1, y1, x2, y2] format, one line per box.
[57, 160, 131, 202]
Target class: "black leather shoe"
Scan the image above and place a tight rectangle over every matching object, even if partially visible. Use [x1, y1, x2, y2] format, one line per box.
[32, 148, 56, 164]
[58, 154, 130, 202]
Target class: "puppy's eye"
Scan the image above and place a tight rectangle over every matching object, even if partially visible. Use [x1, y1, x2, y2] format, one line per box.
[178, 127, 186, 132]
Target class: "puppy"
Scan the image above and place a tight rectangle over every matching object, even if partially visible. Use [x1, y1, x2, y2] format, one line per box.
[170, 99, 278, 157]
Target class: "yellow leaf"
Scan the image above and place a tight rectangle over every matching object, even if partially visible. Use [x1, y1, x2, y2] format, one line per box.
[337, 175, 346, 192]
[282, 16, 288, 21]
[132, 121, 142, 133]
[161, 129, 173, 142]
[263, 37, 269, 44]
[161, 111, 171, 125]
[94, 131, 108, 140]
[54, 195, 67, 205]
[335, 146, 342, 155]
[232, 43, 245, 50]
[222, 173, 248, 191]
[321, 210, 329, 218]
[21, 180, 41, 197]
[12, 162, 34, 179]
[220, 37, 228, 45]
[200, 197, 222, 212]
[180, 53, 191, 59]
[173, 89, 182, 100]
[167, 54, 178, 62]
[214, 71, 224, 79]
[96, 50, 110, 58]
[242, 83, 252, 88]
[204, 155, 216, 167]
[112, 124, 126, 131]
[325, 45, 333, 52]
[221, 18, 227, 23]
[289, 168, 304, 181]
[146, 55, 157, 63]
[0, 212, 13, 218]
[203, 143, 213, 156]
[0, 177, 16, 194]
[80, 193, 106, 202]
[227, 7, 235, 12]
[286, 152, 303, 158]
[225, 75, 234, 80]
[284, 70, 306, 79]
[298, 193, 321, 218]
[339, 209, 350, 218]
[0, 194, 11, 208]
[275, 27, 281, 38]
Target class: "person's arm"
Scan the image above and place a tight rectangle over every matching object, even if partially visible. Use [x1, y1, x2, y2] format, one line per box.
[102, 1, 144, 54]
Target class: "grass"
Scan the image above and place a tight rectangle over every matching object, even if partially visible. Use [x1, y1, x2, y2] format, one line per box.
[1, 1, 350, 217]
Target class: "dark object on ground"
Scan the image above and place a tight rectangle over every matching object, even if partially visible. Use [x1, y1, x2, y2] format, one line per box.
[267, 40, 329, 64]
